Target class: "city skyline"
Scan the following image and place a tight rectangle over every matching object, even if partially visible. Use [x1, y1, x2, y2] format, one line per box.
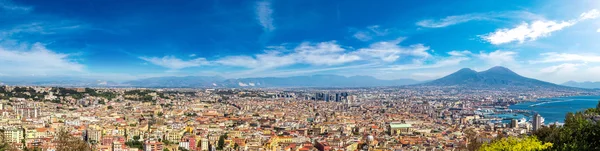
[1, 0, 600, 83]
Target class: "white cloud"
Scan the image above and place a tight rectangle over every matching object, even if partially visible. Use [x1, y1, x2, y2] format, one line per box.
[189, 54, 196, 57]
[353, 31, 371, 41]
[140, 56, 209, 70]
[356, 38, 431, 62]
[385, 57, 469, 71]
[216, 41, 359, 69]
[597, 28, 600, 32]
[417, 13, 489, 28]
[481, 9, 599, 45]
[410, 71, 457, 80]
[382, 50, 471, 71]
[233, 63, 378, 78]
[579, 9, 599, 20]
[525, 63, 600, 83]
[0, 43, 84, 75]
[533, 52, 600, 63]
[477, 50, 517, 65]
[0, 0, 32, 12]
[256, 0, 275, 32]
[540, 63, 583, 74]
[481, 20, 574, 45]
[1, 22, 85, 39]
[351, 25, 390, 41]
[216, 51, 296, 69]
[295, 42, 361, 65]
[447, 50, 473, 57]
[140, 38, 434, 78]
[217, 38, 433, 72]
[416, 11, 543, 28]
[366, 25, 389, 36]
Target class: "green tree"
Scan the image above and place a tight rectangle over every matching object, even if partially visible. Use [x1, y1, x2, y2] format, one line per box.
[533, 101, 600, 150]
[216, 133, 228, 150]
[479, 136, 552, 151]
[125, 136, 143, 150]
[162, 140, 171, 145]
[178, 147, 190, 151]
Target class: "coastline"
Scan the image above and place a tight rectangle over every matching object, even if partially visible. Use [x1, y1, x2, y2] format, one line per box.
[500, 96, 600, 124]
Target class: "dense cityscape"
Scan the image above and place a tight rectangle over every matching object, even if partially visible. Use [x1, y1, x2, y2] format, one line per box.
[1, 84, 598, 151]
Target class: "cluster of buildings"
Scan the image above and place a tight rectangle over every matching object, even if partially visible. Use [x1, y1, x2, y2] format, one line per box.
[0, 85, 593, 151]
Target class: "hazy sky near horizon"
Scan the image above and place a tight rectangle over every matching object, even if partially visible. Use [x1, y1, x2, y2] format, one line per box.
[1, 0, 600, 83]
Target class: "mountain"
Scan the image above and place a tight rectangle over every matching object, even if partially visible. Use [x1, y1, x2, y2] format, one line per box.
[421, 66, 568, 88]
[122, 75, 419, 88]
[562, 81, 600, 89]
[123, 76, 226, 87]
[221, 75, 419, 87]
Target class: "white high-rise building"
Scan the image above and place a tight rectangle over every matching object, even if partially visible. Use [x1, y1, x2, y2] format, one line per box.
[532, 113, 542, 131]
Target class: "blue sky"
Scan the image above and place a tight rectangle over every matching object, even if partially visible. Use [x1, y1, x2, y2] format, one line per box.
[1, 0, 600, 83]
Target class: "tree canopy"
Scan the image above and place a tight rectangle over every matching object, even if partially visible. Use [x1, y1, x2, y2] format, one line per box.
[532, 100, 600, 150]
[479, 136, 552, 151]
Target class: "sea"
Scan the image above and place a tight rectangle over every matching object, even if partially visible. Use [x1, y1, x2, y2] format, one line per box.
[495, 96, 600, 124]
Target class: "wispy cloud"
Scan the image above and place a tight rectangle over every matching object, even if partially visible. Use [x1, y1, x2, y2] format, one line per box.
[353, 31, 372, 41]
[1, 22, 84, 38]
[140, 56, 210, 70]
[417, 13, 489, 28]
[351, 25, 390, 41]
[356, 38, 431, 62]
[216, 52, 296, 69]
[477, 50, 517, 66]
[527, 63, 600, 83]
[216, 41, 360, 69]
[579, 9, 600, 20]
[481, 9, 599, 45]
[232, 63, 379, 78]
[0, 0, 32, 13]
[416, 11, 542, 28]
[256, 0, 275, 32]
[385, 57, 469, 71]
[381, 50, 471, 71]
[481, 20, 574, 45]
[296, 42, 362, 65]
[0, 43, 84, 75]
[447, 50, 473, 57]
[540, 63, 583, 74]
[214, 38, 439, 77]
[532, 52, 600, 63]
[141, 37, 433, 77]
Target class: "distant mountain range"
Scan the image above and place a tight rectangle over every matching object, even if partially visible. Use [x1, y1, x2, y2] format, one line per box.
[562, 81, 600, 89]
[123, 76, 226, 87]
[0, 66, 589, 89]
[420, 66, 572, 89]
[219, 75, 419, 87]
[124, 75, 420, 88]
